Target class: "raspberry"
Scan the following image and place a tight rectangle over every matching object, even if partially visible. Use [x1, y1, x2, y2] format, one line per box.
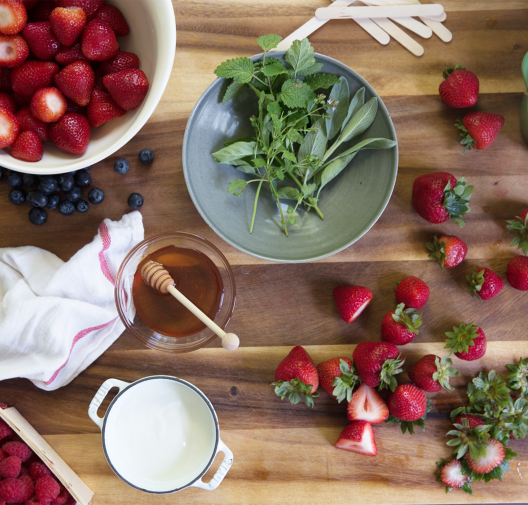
[19, 464, 29, 476]
[29, 462, 51, 481]
[0, 449, 7, 462]
[51, 485, 70, 505]
[0, 420, 14, 441]
[35, 476, 60, 503]
[0, 456, 21, 479]
[0, 475, 34, 503]
[2, 442, 33, 462]
[18, 475, 35, 502]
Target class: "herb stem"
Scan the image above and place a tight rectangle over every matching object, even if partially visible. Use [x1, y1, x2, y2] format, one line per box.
[250, 180, 264, 234]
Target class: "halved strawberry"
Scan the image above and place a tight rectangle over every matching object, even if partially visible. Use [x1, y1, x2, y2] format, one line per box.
[55, 61, 94, 106]
[335, 421, 377, 457]
[49, 6, 86, 47]
[87, 88, 124, 127]
[0, 91, 16, 113]
[464, 438, 505, 474]
[11, 60, 59, 100]
[0, 0, 27, 35]
[0, 34, 28, 68]
[56, 0, 104, 20]
[49, 112, 90, 154]
[81, 19, 118, 62]
[347, 384, 389, 424]
[439, 459, 469, 489]
[100, 50, 139, 76]
[10, 129, 42, 161]
[333, 286, 373, 323]
[22, 22, 61, 61]
[0, 105, 18, 147]
[94, 4, 129, 36]
[15, 105, 49, 141]
[55, 43, 88, 66]
[30, 87, 66, 123]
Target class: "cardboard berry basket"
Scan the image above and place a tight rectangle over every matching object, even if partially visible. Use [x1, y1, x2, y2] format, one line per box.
[0, 406, 94, 505]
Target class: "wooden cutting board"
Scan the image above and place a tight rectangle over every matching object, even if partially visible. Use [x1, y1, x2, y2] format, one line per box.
[1, 1, 528, 504]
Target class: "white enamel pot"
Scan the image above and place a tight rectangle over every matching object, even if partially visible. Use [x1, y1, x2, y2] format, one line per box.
[88, 375, 233, 493]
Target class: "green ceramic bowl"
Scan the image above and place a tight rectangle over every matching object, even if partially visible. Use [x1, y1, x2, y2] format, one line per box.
[182, 52, 398, 263]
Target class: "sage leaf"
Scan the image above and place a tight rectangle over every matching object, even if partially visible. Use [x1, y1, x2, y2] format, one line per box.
[325, 77, 350, 141]
[298, 120, 327, 162]
[213, 141, 260, 164]
[257, 34, 283, 51]
[284, 38, 321, 77]
[228, 179, 248, 196]
[323, 138, 397, 165]
[222, 81, 246, 104]
[341, 87, 365, 132]
[214, 57, 255, 84]
[316, 153, 358, 194]
[304, 73, 340, 90]
[276, 187, 301, 200]
[280, 79, 315, 108]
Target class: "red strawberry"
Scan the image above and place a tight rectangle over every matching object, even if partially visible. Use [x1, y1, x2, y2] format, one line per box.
[332, 285, 373, 323]
[56, 0, 104, 20]
[0, 476, 33, 503]
[381, 303, 421, 346]
[29, 461, 52, 481]
[335, 421, 377, 457]
[16, 105, 49, 141]
[408, 355, 459, 392]
[0, 106, 18, 147]
[426, 235, 467, 270]
[11, 129, 43, 161]
[0, 455, 21, 478]
[35, 475, 60, 503]
[103, 69, 149, 111]
[347, 384, 389, 424]
[352, 341, 403, 391]
[12, 61, 60, 100]
[388, 383, 427, 422]
[465, 438, 505, 474]
[0, 0, 27, 35]
[55, 61, 94, 106]
[412, 172, 473, 227]
[87, 88, 124, 127]
[467, 267, 503, 300]
[0, 91, 16, 113]
[2, 442, 32, 462]
[439, 64, 479, 108]
[272, 345, 319, 407]
[49, 112, 90, 154]
[49, 6, 86, 47]
[395, 276, 429, 309]
[31, 0, 55, 22]
[506, 208, 528, 255]
[55, 43, 88, 66]
[0, 67, 11, 91]
[22, 22, 62, 61]
[506, 256, 528, 291]
[457, 112, 504, 153]
[0, 419, 13, 440]
[94, 4, 129, 37]
[81, 19, 118, 62]
[445, 322, 487, 361]
[100, 50, 139, 76]
[454, 414, 484, 429]
[0, 34, 28, 67]
[316, 357, 358, 403]
[439, 459, 470, 489]
[30, 87, 66, 122]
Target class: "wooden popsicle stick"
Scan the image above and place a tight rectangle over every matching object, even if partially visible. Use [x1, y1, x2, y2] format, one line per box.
[360, 0, 447, 20]
[389, 16, 432, 38]
[353, 17, 391, 44]
[419, 16, 452, 41]
[421, 11, 446, 21]
[315, 4, 444, 20]
[371, 17, 425, 56]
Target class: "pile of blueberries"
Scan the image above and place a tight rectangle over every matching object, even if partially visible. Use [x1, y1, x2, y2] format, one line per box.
[2, 149, 153, 225]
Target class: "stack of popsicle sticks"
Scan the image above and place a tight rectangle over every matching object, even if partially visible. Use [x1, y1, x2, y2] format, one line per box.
[272, 0, 452, 57]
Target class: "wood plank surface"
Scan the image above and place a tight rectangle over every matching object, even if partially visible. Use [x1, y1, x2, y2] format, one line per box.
[1, 1, 528, 504]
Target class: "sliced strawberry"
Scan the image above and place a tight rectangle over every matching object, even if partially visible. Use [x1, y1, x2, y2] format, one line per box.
[347, 384, 389, 424]
[335, 421, 377, 457]
[30, 87, 66, 123]
[87, 88, 125, 127]
[55, 43, 88, 66]
[0, 34, 28, 68]
[56, 0, 104, 20]
[333, 285, 373, 323]
[440, 459, 469, 489]
[0, 67, 11, 91]
[55, 61, 94, 106]
[22, 22, 61, 61]
[465, 438, 505, 474]
[0, 106, 18, 147]
[81, 19, 118, 62]
[100, 50, 139, 76]
[94, 4, 129, 36]
[50, 7, 86, 47]
[10, 129, 43, 161]
[11, 60, 59, 100]
[0, 91, 16, 113]
[16, 105, 50, 141]
[49, 112, 90, 154]
[0, 0, 27, 35]
[30, 0, 55, 22]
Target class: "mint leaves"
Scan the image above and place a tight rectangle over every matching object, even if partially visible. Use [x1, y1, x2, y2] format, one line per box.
[212, 35, 396, 236]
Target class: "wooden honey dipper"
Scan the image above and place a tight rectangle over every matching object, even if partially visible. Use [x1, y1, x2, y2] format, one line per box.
[141, 261, 240, 351]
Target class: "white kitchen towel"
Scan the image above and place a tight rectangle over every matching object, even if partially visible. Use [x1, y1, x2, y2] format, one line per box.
[0, 211, 144, 391]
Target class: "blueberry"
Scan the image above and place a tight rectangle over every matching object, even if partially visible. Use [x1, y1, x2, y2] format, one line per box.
[6, 172, 22, 187]
[88, 187, 104, 204]
[22, 174, 39, 187]
[114, 159, 129, 174]
[29, 207, 47, 225]
[58, 200, 75, 216]
[58, 174, 75, 192]
[46, 194, 60, 210]
[75, 199, 89, 213]
[128, 192, 143, 209]
[38, 175, 59, 195]
[26, 190, 48, 208]
[8, 188, 25, 205]
[138, 149, 154, 165]
[74, 169, 91, 187]
[65, 186, 82, 202]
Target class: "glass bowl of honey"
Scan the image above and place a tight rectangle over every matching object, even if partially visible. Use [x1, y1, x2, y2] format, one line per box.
[115, 232, 236, 352]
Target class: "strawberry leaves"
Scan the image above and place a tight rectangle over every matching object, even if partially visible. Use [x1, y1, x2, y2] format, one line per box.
[445, 322, 480, 355]
[387, 398, 432, 434]
[442, 177, 473, 227]
[379, 355, 405, 392]
[426, 235, 448, 269]
[506, 212, 528, 255]
[272, 378, 319, 408]
[332, 359, 360, 403]
[432, 355, 460, 391]
[506, 357, 528, 394]
[392, 303, 422, 334]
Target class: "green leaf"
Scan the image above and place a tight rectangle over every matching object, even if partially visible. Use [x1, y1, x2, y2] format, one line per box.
[325, 76, 350, 141]
[261, 59, 287, 77]
[324, 137, 397, 165]
[284, 38, 322, 77]
[282, 151, 297, 163]
[214, 57, 255, 84]
[304, 73, 340, 90]
[315, 153, 357, 193]
[228, 179, 248, 196]
[276, 187, 301, 200]
[221, 81, 246, 104]
[280, 79, 316, 109]
[212, 141, 261, 164]
[341, 87, 365, 133]
[298, 120, 327, 163]
[257, 34, 283, 51]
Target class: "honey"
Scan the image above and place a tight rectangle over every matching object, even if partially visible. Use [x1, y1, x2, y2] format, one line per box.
[132, 245, 224, 338]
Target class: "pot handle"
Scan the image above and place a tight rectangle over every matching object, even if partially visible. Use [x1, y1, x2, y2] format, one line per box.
[191, 439, 233, 491]
[88, 378, 130, 430]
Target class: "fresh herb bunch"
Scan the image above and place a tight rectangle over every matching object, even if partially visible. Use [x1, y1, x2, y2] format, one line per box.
[212, 34, 396, 236]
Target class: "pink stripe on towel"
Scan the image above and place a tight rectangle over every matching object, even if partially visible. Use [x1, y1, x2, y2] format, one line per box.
[98, 222, 114, 285]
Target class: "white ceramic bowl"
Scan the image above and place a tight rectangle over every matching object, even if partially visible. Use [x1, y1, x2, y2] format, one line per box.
[2, 0, 176, 175]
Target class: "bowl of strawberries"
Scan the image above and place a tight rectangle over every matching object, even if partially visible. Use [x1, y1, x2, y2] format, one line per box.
[0, 0, 176, 174]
